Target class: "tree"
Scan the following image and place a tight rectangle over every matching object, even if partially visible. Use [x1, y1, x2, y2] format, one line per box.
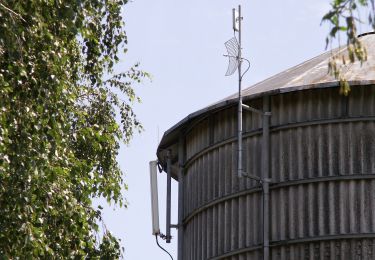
[322, 0, 375, 94]
[0, 0, 148, 258]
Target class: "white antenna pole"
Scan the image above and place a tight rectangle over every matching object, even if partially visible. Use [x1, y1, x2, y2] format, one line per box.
[149, 161, 160, 235]
[237, 5, 243, 178]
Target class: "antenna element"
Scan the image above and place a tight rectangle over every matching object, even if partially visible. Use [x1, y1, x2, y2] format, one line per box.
[224, 37, 240, 76]
[233, 8, 240, 31]
[149, 161, 160, 235]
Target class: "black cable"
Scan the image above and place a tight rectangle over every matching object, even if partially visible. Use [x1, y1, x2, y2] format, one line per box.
[240, 58, 251, 80]
[155, 235, 174, 260]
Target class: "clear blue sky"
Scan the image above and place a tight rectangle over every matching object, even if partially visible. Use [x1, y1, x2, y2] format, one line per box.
[95, 1, 371, 259]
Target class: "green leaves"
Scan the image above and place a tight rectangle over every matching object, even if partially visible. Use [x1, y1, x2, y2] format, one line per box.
[322, 0, 372, 94]
[0, 0, 147, 258]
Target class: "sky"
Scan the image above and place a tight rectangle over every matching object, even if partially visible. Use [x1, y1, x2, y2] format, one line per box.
[94, 1, 372, 259]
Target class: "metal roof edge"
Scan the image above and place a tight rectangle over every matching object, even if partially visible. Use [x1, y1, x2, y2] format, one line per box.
[157, 80, 375, 162]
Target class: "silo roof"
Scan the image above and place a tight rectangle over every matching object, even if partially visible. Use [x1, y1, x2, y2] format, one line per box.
[157, 33, 375, 170]
[223, 32, 375, 100]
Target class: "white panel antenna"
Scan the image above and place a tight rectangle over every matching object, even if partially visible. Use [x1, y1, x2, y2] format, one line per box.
[149, 160, 160, 235]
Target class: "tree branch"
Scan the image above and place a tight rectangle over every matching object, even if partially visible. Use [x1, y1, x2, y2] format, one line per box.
[0, 1, 26, 22]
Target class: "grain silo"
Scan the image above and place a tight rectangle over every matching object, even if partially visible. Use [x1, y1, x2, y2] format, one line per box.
[155, 33, 375, 260]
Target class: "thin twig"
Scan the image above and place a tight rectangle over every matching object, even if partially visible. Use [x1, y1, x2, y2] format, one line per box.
[0, 1, 26, 22]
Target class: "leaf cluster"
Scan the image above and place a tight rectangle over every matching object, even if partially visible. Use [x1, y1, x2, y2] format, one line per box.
[322, 0, 374, 94]
[0, 0, 148, 258]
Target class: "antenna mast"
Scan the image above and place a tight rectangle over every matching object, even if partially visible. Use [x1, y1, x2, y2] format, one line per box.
[225, 5, 247, 178]
[236, 5, 243, 179]
[224, 5, 271, 260]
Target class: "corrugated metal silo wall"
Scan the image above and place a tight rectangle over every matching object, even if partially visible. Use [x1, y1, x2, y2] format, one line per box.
[182, 85, 375, 260]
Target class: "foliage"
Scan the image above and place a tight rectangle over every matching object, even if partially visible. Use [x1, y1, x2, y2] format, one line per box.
[0, 0, 148, 258]
[322, 0, 375, 94]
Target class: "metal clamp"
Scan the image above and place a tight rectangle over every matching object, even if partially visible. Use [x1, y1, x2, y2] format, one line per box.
[242, 104, 272, 117]
[159, 233, 173, 241]
[240, 171, 261, 182]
